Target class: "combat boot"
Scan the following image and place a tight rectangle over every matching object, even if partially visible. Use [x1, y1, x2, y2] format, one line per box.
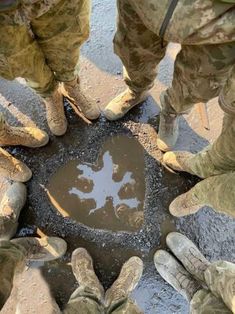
[157, 93, 180, 152]
[11, 236, 67, 262]
[105, 256, 143, 307]
[169, 190, 203, 217]
[154, 250, 201, 302]
[0, 148, 32, 182]
[0, 177, 27, 240]
[71, 248, 104, 300]
[104, 89, 148, 121]
[163, 150, 210, 179]
[62, 78, 100, 120]
[0, 120, 49, 148]
[166, 232, 210, 283]
[44, 87, 67, 136]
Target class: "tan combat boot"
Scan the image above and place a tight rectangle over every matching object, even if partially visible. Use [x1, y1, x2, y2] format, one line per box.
[62, 78, 100, 120]
[104, 89, 148, 121]
[169, 189, 203, 218]
[44, 87, 68, 136]
[0, 148, 32, 182]
[105, 256, 143, 308]
[0, 120, 49, 148]
[11, 236, 67, 262]
[154, 250, 201, 302]
[71, 248, 104, 300]
[0, 177, 27, 240]
[157, 93, 180, 152]
[166, 233, 210, 283]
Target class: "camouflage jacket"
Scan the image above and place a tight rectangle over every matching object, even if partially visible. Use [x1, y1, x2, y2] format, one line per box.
[129, 0, 235, 44]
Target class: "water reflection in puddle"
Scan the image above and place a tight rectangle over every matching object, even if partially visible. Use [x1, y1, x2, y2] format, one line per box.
[47, 135, 145, 232]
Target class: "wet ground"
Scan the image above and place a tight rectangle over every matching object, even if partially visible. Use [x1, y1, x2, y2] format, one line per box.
[0, 1, 235, 313]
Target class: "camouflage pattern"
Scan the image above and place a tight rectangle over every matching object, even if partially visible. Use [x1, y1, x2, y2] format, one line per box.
[0, 241, 25, 310]
[190, 261, 235, 314]
[0, 0, 90, 97]
[115, 0, 235, 97]
[185, 172, 235, 217]
[0, 114, 4, 129]
[63, 287, 142, 314]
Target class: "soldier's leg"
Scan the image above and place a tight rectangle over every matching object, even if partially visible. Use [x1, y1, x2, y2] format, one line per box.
[169, 171, 235, 217]
[158, 43, 235, 151]
[103, 0, 167, 121]
[31, 0, 100, 122]
[0, 10, 56, 96]
[203, 261, 235, 313]
[165, 233, 234, 313]
[105, 257, 143, 313]
[0, 241, 26, 310]
[163, 64, 235, 177]
[190, 289, 232, 314]
[63, 248, 104, 314]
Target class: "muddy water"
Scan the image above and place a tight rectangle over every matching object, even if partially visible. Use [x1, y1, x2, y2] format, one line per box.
[47, 135, 145, 232]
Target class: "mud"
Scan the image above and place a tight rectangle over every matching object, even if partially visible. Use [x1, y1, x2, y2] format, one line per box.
[47, 135, 145, 232]
[0, 0, 234, 313]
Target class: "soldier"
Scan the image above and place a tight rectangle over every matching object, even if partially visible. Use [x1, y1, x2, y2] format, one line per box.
[103, 0, 235, 217]
[63, 248, 143, 314]
[0, 0, 100, 135]
[0, 236, 67, 310]
[154, 232, 235, 314]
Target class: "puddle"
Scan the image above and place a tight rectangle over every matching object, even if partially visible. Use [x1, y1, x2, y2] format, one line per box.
[47, 135, 146, 232]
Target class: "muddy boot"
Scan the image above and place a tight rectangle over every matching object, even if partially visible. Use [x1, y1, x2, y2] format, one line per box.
[0, 120, 49, 148]
[62, 78, 100, 120]
[104, 89, 148, 121]
[11, 236, 67, 262]
[166, 232, 210, 283]
[157, 94, 180, 152]
[105, 256, 143, 307]
[44, 88, 67, 136]
[0, 148, 32, 182]
[0, 177, 27, 240]
[154, 250, 201, 302]
[169, 189, 204, 217]
[163, 151, 208, 179]
[71, 248, 104, 300]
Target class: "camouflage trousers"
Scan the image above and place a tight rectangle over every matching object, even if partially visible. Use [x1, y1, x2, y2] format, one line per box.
[0, 0, 90, 97]
[187, 171, 235, 217]
[0, 241, 25, 311]
[63, 287, 142, 314]
[115, 0, 235, 175]
[190, 261, 235, 314]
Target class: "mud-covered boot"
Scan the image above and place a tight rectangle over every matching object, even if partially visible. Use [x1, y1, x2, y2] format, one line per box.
[163, 150, 212, 179]
[104, 89, 148, 121]
[44, 88, 67, 136]
[62, 78, 100, 120]
[154, 250, 201, 302]
[157, 94, 180, 152]
[169, 189, 204, 217]
[166, 233, 210, 283]
[105, 256, 143, 307]
[0, 177, 27, 240]
[11, 236, 67, 262]
[0, 148, 32, 182]
[0, 120, 49, 148]
[71, 248, 104, 300]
